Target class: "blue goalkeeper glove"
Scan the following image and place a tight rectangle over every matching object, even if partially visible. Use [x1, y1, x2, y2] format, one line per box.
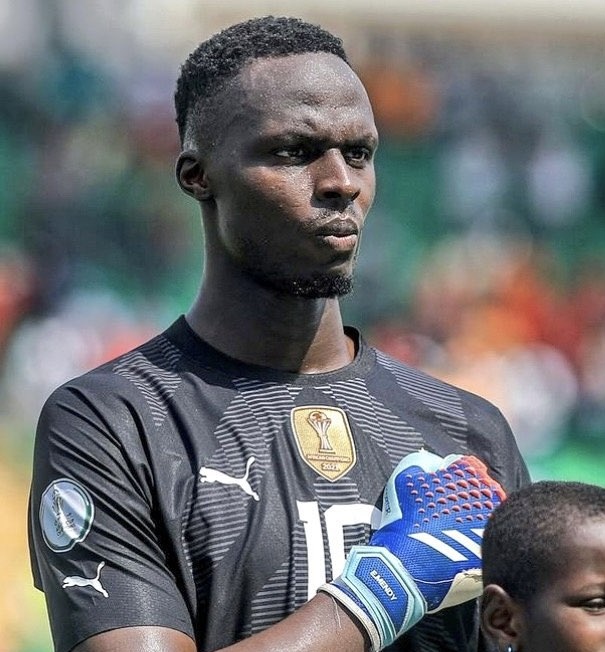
[319, 450, 506, 651]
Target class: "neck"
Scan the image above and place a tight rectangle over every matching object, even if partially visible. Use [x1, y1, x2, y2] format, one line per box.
[186, 273, 356, 374]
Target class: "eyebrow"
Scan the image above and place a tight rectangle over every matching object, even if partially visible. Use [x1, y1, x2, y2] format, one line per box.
[258, 130, 379, 148]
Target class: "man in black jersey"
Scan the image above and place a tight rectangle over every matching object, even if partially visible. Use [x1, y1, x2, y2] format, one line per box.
[28, 15, 530, 652]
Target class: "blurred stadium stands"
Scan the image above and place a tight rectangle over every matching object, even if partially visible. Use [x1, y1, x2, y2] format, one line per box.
[1, 2, 605, 649]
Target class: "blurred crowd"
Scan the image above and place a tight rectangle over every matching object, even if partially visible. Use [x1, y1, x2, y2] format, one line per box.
[369, 235, 605, 460]
[1, 12, 605, 651]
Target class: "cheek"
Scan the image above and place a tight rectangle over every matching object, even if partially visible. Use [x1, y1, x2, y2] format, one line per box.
[246, 182, 315, 237]
[357, 169, 376, 216]
[243, 167, 309, 203]
[525, 608, 605, 652]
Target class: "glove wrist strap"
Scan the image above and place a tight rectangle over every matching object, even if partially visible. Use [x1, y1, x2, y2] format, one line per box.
[319, 546, 426, 651]
[319, 582, 382, 652]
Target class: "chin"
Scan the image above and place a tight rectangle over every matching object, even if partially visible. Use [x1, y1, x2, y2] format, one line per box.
[254, 271, 354, 298]
[288, 274, 354, 298]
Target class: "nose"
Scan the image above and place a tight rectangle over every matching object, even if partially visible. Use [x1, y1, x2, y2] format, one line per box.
[313, 149, 361, 207]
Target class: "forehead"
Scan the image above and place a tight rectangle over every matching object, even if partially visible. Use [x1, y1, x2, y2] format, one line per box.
[220, 52, 377, 139]
[562, 519, 605, 564]
[542, 519, 605, 588]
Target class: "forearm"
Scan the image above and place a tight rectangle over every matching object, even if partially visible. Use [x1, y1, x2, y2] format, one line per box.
[72, 594, 370, 652]
[220, 593, 370, 652]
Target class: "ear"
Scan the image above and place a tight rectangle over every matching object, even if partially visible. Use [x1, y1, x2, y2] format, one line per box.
[481, 584, 524, 650]
[175, 150, 213, 201]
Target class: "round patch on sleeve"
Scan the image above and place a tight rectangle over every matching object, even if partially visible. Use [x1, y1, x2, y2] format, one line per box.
[39, 478, 95, 553]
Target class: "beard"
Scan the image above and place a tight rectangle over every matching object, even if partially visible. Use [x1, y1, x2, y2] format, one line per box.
[271, 272, 353, 298]
[233, 233, 359, 298]
[246, 266, 354, 298]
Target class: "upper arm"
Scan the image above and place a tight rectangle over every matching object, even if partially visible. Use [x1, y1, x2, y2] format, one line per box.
[72, 626, 197, 652]
[29, 383, 194, 652]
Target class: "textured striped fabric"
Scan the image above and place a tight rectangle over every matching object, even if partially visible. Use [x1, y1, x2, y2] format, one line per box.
[29, 316, 529, 652]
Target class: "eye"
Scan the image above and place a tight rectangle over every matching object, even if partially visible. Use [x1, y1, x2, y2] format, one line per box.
[272, 146, 308, 162]
[344, 146, 373, 167]
[582, 597, 605, 612]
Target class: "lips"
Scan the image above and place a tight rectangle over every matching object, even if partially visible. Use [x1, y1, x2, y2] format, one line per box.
[318, 233, 358, 252]
[313, 218, 359, 238]
[314, 222, 359, 253]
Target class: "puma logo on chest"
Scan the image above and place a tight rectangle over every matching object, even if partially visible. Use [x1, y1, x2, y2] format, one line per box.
[199, 456, 260, 501]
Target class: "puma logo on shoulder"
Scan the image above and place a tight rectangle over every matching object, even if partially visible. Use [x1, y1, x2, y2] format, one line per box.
[62, 561, 108, 597]
[199, 456, 260, 501]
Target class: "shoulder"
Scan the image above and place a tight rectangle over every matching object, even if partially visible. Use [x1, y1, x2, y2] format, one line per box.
[373, 346, 503, 418]
[36, 324, 190, 449]
[44, 325, 185, 408]
[371, 346, 529, 490]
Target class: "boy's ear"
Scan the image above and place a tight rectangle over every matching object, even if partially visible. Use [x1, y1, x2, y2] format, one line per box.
[481, 584, 524, 650]
[176, 150, 213, 201]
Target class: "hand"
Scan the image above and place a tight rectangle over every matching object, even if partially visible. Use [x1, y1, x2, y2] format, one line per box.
[319, 450, 506, 651]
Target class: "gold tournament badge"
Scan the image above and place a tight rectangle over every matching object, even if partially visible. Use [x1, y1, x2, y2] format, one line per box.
[290, 406, 357, 481]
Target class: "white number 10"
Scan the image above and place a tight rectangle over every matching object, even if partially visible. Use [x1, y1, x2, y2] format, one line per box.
[297, 500, 381, 600]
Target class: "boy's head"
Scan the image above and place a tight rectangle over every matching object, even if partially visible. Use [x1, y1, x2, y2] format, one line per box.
[483, 480, 605, 602]
[481, 480, 605, 652]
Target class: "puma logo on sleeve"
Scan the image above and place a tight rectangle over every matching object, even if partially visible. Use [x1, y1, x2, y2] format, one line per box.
[62, 561, 109, 597]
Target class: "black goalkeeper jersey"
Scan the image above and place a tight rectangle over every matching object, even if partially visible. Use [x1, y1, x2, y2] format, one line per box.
[28, 317, 529, 652]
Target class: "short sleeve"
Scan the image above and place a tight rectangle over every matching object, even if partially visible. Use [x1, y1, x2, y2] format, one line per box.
[28, 382, 195, 652]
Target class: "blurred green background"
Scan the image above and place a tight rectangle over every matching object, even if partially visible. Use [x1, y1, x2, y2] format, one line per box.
[2, 1, 605, 650]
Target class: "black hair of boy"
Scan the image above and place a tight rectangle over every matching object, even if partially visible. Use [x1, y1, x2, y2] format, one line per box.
[482, 480, 605, 603]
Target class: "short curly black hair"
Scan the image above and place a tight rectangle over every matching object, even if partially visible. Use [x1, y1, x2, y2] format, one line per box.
[482, 480, 605, 604]
[174, 15, 349, 147]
